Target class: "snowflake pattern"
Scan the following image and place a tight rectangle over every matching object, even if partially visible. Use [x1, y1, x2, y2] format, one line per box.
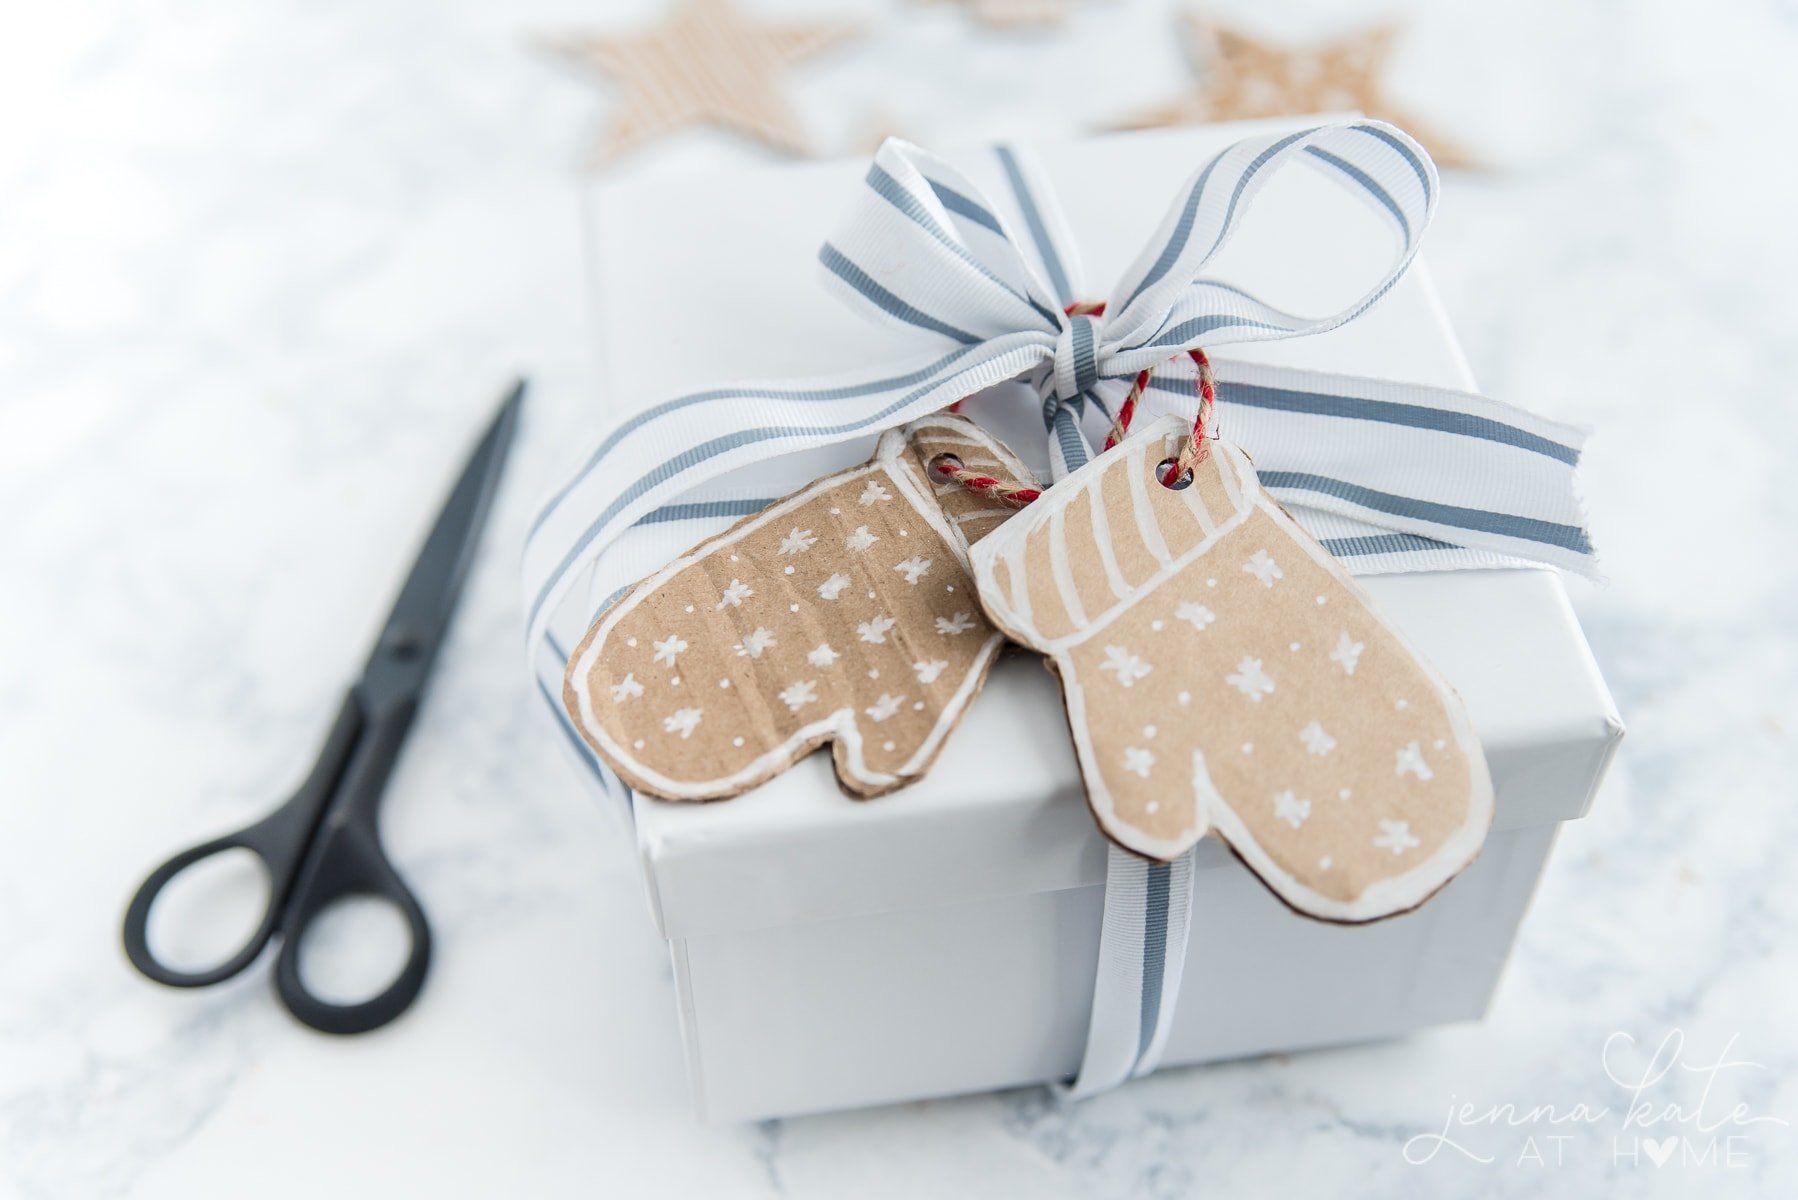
[597, 462, 1024, 776]
[1100, 645, 1153, 687]
[662, 707, 703, 739]
[1122, 746, 1156, 779]
[735, 627, 777, 659]
[778, 527, 817, 555]
[1330, 631, 1364, 676]
[1395, 741, 1435, 781]
[936, 611, 975, 636]
[1299, 721, 1336, 756]
[913, 659, 948, 684]
[857, 613, 898, 644]
[1373, 819, 1421, 855]
[1175, 601, 1216, 631]
[652, 634, 688, 669]
[894, 556, 933, 585]
[1243, 549, 1284, 587]
[1273, 789, 1312, 829]
[865, 693, 904, 722]
[778, 680, 818, 713]
[1225, 656, 1275, 701]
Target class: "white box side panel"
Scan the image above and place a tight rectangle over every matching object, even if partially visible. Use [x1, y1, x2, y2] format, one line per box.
[677, 823, 1558, 1122]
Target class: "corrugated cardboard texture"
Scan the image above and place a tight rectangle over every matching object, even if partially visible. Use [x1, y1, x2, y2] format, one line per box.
[564, 415, 1038, 800]
[972, 416, 1494, 923]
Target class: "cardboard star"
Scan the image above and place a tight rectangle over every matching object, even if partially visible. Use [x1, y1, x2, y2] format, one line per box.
[549, 0, 860, 165]
[1119, 17, 1474, 169]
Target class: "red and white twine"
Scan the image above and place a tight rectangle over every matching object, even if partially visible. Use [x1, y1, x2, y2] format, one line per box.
[939, 300, 1217, 505]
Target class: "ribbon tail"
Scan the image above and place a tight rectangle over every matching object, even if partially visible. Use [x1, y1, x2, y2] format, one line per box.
[522, 340, 1054, 672]
[1163, 359, 1599, 579]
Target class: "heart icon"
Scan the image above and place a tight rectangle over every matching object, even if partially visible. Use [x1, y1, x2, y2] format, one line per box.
[1643, 1135, 1680, 1167]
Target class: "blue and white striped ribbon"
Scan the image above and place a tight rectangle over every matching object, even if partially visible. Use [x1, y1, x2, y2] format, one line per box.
[521, 118, 1597, 1098]
[526, 120, 1592, 674]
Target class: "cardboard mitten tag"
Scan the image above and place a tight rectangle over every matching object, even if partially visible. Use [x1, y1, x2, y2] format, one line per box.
[563, 414, 1039, 800]
[971, 415, 1494, 922]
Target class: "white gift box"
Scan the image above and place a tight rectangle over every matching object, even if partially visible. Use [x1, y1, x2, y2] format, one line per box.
[573, 118, 1623, 1121]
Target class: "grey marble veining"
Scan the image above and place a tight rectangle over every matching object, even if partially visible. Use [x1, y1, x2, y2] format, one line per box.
[2, 1, 1793, 1196]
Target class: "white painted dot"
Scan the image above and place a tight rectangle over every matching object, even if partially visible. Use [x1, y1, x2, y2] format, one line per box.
[883, 741, 896, 752]
[1396, 698, 1409, 710]
[899, 529, 908, 537]
[1151, 619, 1165, 631]
[732, 736, 745, 748]
[670, 676, 680, 686]
[730, 554, 739, 562]
[1177, 691, 1191, 705]
[719, 679, 730, 689]
[784, 565, 794, 575]
[946, 585, 956, 593]
[1143, 725, 1157, 739]
[1289, 641, 1301, 652]
[1339, 788, 1352, 800]
[868, 669, 879, 679]
[1316, 595, 1327, 605]
[633, 739, 644, 750]
[789, 603, 799, 613]
[913, 701, 925, 711]
[1146, 800, 1160, 815]
[685, 605, 694, 614]
[626, 637, 638, 647]
[867, 590, 877, 599]
[1207, 578, 1217, 588]
[1434, 738, 1446, 750]
[1241, 742, 1254, 754]
[1319, 856, 1333, 870]
[829, 506, 840, 515]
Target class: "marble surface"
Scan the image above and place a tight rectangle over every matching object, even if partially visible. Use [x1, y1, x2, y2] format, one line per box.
[2, 0, 1794, 1195]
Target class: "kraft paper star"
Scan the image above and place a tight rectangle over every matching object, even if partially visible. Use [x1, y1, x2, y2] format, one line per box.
[1118, 17, 1474, 168]
[547, 0, 860, 165]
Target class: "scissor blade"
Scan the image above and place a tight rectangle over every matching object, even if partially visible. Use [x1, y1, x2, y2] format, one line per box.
[358, 379, 526, 712]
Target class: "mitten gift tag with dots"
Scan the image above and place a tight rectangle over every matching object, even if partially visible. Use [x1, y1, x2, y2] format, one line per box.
[971, 416, 1494, 923]
[562, 414, 1039, 801]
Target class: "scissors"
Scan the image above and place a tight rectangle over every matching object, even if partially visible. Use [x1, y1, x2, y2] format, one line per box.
[123, 379, 525, 1035]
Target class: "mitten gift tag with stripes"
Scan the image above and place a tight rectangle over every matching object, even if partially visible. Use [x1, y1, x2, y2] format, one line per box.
[563, 414, 1039, 801]
[970, 415, 1494, 923]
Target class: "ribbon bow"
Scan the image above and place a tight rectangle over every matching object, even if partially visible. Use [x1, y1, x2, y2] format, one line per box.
[821, 124, 1436, 480]
[524, 119, 1595, 719]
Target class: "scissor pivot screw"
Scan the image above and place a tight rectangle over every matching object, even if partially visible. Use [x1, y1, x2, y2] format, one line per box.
[382, 626, 426, 660]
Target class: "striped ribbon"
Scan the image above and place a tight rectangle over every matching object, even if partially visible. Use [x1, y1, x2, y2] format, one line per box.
[521, 118, 1596, 1098]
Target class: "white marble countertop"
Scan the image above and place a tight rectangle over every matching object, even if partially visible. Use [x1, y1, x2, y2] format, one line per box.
[2, 1, 1794, 1195]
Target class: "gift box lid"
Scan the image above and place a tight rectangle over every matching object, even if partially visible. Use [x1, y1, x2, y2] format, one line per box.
[579, 118, 1623, 941]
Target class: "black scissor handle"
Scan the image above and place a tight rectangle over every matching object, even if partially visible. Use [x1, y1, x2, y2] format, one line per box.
[271, 817, 433, 1036]
[266, 689, 434, 1035]
[122, 828, 285, 987]
[122, 693, 364, 989]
